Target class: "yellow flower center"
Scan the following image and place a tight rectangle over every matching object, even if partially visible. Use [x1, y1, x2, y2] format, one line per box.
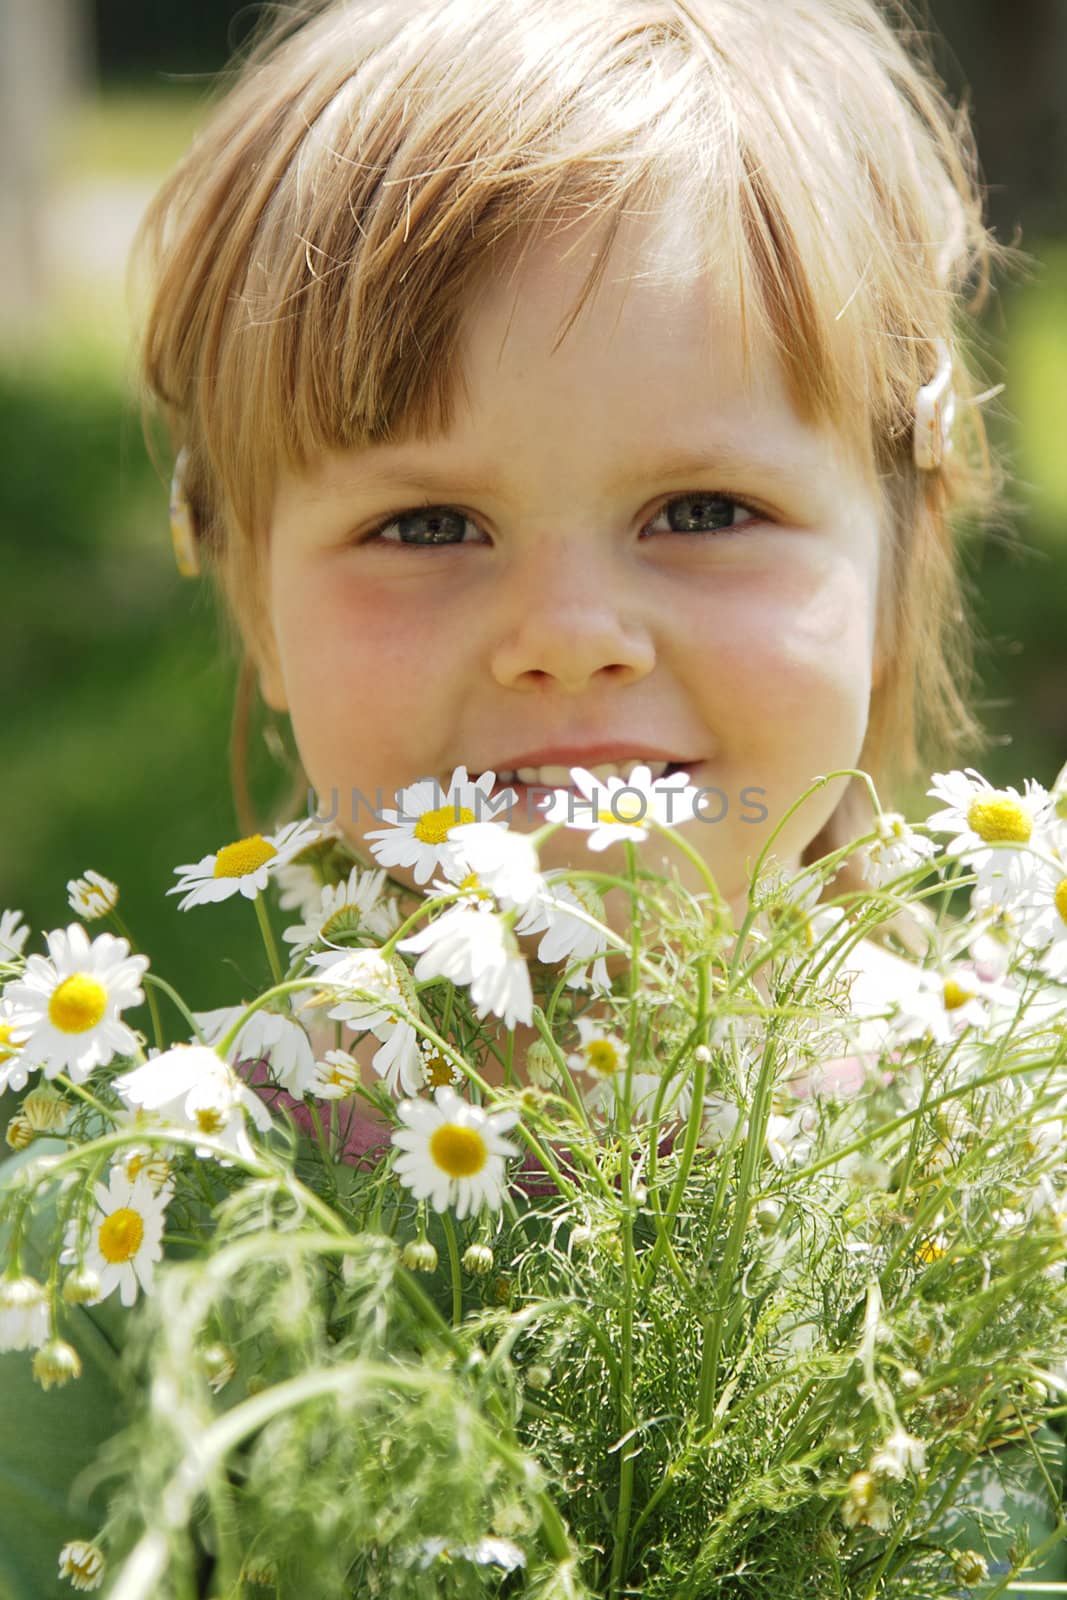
[583, 1038, 621, 1077]
[1054, 878, 1067, 927]
[458, 871, 492, 900]
[320, 906, 366, 943]
[423, 1051, 455, 1088]
[0, 1022, 16, 1061]
[429, 1122, 488, 1177]
[916, 1236, 946, 1264]
[48, 974, 107, 1034]
[942, 980, 974, 1011]
[196, 1106, 226, 1135]
[214, 834, 277, 878]
[414, 804, 476, 845]
[98, 1206, 144, 1263]
[966, 796, 1031, 844]
[597, 794, 645, 824]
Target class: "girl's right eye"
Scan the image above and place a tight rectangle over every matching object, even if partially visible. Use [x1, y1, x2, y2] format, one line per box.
[361, 505, 481, 547]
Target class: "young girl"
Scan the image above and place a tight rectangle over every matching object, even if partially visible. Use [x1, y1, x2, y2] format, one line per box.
[137, 0, 1003, 1110]
[3, 0, 1063, 1593]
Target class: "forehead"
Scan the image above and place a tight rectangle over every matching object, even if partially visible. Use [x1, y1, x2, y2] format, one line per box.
[384, 209, 878, 495]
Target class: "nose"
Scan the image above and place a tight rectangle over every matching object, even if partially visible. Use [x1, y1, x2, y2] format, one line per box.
[488, 540, 656, 693]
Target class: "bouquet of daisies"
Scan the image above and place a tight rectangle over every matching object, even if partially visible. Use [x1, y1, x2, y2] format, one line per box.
[2, 760, 1067, 1600]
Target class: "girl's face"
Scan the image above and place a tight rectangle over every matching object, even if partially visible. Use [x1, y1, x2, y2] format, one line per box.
[262, 215, 884, 915]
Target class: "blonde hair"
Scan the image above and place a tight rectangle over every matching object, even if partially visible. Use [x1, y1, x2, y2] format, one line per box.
[135, 0, 1018, 859]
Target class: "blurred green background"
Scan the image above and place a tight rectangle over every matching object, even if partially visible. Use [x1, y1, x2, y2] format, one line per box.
[1, 1, 1065, 1013]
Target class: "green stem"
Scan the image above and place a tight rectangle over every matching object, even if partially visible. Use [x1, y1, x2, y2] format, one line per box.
[608, 843, 640, 1600]
[144, 972, 207, 1043]
[441, 1210, 463, 1324]
[254, 892, 283, 986]
[110, 909, 164, 1051]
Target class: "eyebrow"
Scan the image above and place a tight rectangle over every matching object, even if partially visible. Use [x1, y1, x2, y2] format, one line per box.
[336, 442, 824, 501]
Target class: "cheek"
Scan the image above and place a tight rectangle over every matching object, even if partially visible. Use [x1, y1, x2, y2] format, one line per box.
[269, 570, 457, 785]
[686, 564, 875, 738]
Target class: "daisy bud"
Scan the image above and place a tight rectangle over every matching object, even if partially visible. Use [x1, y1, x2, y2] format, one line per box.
[21, 1085, 71, 1134]
[526, 1364, 552, 1391]
[241, 1558, 279, 1586]
[952, 1550, 989, 1585]
[693, 1044, 712, 1064]
[569, 1224, 595, 1253]
[524, 1039, 557, 1088]
[33, 1338, 82, 1390]
[0, 1274, 50, 1351]
[840, 1471, 891, 1531]
[61, 1266, 103, 1306]
[402, 1237, 438, 1274]
[754, 1199, 782, 1235]
[4, 1114, 33, 1150]
[597, 1232, 623, 1264]
[200, 1342, 237, 1393]
[462, 1243, 495, 1276]
[899, 1368, 922, 1391]
[58, 1538, 106, 1592]
[66, 870, 120, 921]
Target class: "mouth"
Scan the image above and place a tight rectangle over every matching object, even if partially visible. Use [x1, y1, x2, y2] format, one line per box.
[477, 759, 698, 790]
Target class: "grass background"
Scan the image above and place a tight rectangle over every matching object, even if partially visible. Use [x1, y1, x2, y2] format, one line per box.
[2, 86, 1066, 1009]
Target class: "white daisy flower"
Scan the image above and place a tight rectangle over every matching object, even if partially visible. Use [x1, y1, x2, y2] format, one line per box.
[565, 1016, 679, 1123]
[308, 947, 426, 1096]
[66, 870, 119, 921]
[311, 1048, 361, 1099]
[514, 877, 612, 995]
[416, 1035, 466, 1091]
[282, 865, 399, 957]
[4, 924, 148, 1084]
[0, 1274, 50, 1351]
[275, 861, 326, 915]
[114, 1044, 273, 1163]
[58, 1539, 106, 1592]
[444, 822, 545, 912]
[392, 1085, 520, 1219]
[967, 903, 1028, 981]
[566, 1016, 629, 1101]
[0, 996, 34, 1094]
[308, 946, 406, 1021]
[699, 1093, 746, 1152]
[273, 822, 345, 912]
[62, 1168, 170, 1308]
[885, 965, 1019, 1047]
[414, 1537, 525, 1573]
[926, 768, 1051, 895]
[194, 1005, 318, 1098]
[169, 818, 323, 910]
[365, 767, 516, 886]
[539, 763, 698, 850]
[870, 1428, 927, 1481]
[765, 1106, 817, 1168]
[841, 1472, 892, 1532]
[399, 903, 533, 1029]
[0, 908, 29, 962]
[860, 813, 938, 888]
[1015, 859, 1067, 981]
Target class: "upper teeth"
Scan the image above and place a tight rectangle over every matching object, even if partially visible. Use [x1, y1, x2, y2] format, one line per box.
[494, 760, 673, 787]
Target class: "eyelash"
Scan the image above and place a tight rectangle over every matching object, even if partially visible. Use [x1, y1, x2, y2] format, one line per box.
[357, 492, 766, 549]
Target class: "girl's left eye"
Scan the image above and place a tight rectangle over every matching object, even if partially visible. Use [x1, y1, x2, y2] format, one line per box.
[358, 492, 761, 548]
[642, 493, 761, 537]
